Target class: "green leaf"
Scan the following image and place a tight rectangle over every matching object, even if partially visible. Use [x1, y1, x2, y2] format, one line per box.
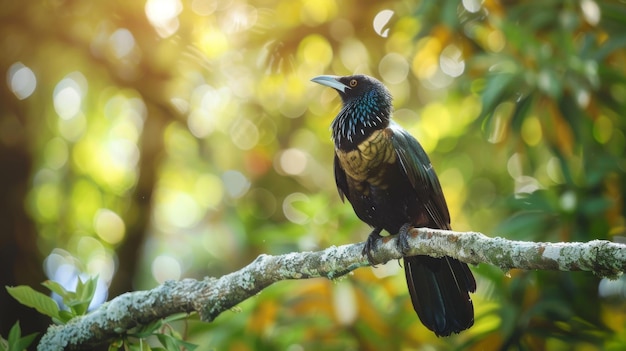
[41, 280, 73, 300]
[108, 338, 124, 351]
[6, 286, 60, 320]
[7, 321, 21, 347]
[57, 310, 75, 324]
[511, 94, 534, 133]
[6, 321, 38, 351]
[478, 72, 518, 127]
[75, 276, 97, 314]
[155, 334, 177, 351]
[82, 276, 98, 300]
[125, 341, 146, 351]
[11, 333, 37, 351]
[129, 319, 165, 339]
[162, 313, 189, 324]
[155, 334, 197, 351]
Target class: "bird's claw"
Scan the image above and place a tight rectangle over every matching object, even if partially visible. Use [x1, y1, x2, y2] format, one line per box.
[396, 223, 413, 255]
[362, 228, 383, 265]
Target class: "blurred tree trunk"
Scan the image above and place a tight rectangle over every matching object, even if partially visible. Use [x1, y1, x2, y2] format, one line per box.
[0, 90, 49, 336]
[108, 102, 167, 298]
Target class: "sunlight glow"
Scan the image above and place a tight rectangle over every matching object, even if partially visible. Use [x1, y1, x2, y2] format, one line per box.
[195, 174, 224, 208]
[109, 28, 136, 59]
[373, 9, 394, 37]
[440, 44, 465, 77]
[440, 167, 466, 216]
[191, 0, 217, 16]
[33, 182, 61, 222]
[462, 0, 482, 13]
[53, 72, 87, 120]
[521, 115, 542, 146]
[300, 0, 337, 26]
[333, 282, 358, 326]
[279, 148, 308, 176]
[507, 153, 523, 179]
[188, 84, 233, 137]
[7, 62, 36, 100]
[379, 53, 409, 84]
[581, 0, 601, 26]
[54, 87, 81, 120]
[44, 137, 69, 170]
[222, 170, 250, 199]
[515, 176, 541, 195]
[221, 4, 258, 33]
[547, 157, 565, 184]
[44, 249, 109, 310]
[412, 36, 440, 81]
[282, 192, 310, 224]
[152, 255, 182, 283]
[94, 208, 126, 245]
[145, 0, 182, 38]
[297, 34, 333, 68]
[339, 39, 369, 72]
[106, 138, 140, 169]
[487, 30, 505, 52]
[230, 118, 259, 150]
[155, 190, 202, 229]
[74, 236, 114, 282]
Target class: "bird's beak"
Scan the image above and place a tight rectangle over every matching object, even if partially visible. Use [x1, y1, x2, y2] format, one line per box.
[311, 75, 350, 93]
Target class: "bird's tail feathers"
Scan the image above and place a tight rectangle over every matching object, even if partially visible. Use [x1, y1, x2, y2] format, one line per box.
[404, 255, 476, 337]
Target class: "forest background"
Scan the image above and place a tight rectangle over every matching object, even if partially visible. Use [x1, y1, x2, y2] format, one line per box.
[1, 0, 626, 350]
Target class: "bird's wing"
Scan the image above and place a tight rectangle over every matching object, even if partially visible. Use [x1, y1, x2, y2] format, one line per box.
[388, 123, 451, 229]
[333, 154, 348, 202]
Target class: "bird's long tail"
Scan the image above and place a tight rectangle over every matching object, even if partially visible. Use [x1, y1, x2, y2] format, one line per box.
[404, 255, 476, 337]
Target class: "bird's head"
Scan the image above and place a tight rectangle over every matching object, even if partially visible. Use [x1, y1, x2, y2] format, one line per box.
[311, 74, 393, 148]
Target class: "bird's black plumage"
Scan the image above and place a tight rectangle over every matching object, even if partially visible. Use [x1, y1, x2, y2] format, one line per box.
[312, 74, 476, 337]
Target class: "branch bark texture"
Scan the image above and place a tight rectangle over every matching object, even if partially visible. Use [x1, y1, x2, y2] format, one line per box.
[37, 228, 626, 350]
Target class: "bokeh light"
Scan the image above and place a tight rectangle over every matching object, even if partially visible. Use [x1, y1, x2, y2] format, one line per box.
[53, 72, 87, 120]
[278, 148, 308, 176]
[43, 249, 109, 310]
[462, 0, 482, 13]
[373, 10, 394, 38]
[109, 28, 136, 59]
[44, 137, 69, 170]
[222, 170, 250, 199]
[155, 189, 202, 229]
[283, 192, 310, 224]
[145, 0, 182, 38]
[7, 62, 36, 100]
[440, 44, 465, 78]
[379, 53, 409, 84]
[151, 255, 182, 283]
[94, 209, 126, 245]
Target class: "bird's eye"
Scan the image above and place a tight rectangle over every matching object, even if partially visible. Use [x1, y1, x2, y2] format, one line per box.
[349, 79, 358, 87]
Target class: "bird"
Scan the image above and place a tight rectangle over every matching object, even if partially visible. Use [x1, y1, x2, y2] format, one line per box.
[311, 74, 476, 337]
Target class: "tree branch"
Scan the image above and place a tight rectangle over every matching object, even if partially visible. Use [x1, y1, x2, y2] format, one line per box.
[37, 228, 626, 350]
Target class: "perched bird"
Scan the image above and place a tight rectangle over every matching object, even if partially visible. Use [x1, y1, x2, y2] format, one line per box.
[311, 74, 476, 337]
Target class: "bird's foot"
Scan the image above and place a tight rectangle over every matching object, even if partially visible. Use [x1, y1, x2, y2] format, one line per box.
[396, 223, 413, 255]
[362, 228, 383, 265]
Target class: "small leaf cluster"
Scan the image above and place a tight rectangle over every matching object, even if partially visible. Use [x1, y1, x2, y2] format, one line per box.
[0, 322, 38, 351]
[6, 277, 97, 324]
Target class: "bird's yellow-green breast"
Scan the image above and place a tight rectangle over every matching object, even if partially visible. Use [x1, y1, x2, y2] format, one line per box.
[335, 128, 396, 187]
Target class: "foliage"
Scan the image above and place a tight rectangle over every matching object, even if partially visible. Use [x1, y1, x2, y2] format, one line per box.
[0, 322, 37, 351]
[111, 314, 197, 351]
[1, 0, 626, 350]
[6, 276, 97, 324]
